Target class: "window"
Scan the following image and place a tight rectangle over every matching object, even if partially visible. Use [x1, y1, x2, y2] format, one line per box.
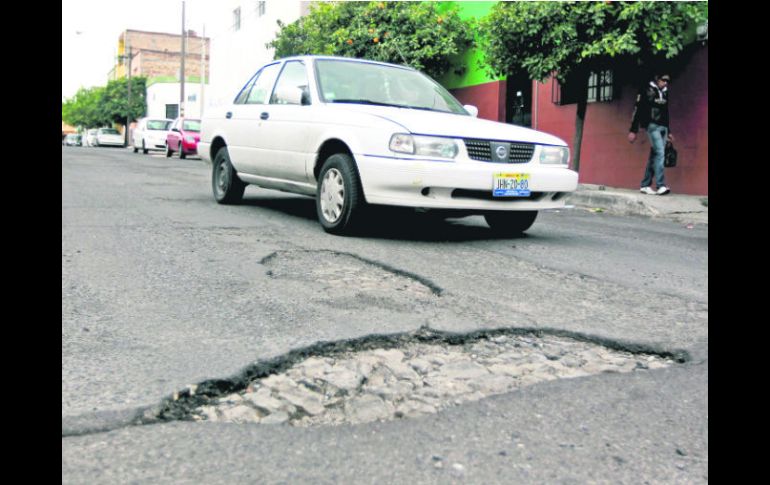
[552, 68, 615, 105]
[245, 63, 281, 104]
[188, 93, 197, 102]
[257, 1, 266, 17]
[166, 104, 179, 119]
[587, 69, 614, 103]
[183, 120, 201, 132]
[270, 61, 309, 105]
[234, 71, 260, 104]
[233, 7, 241, 31]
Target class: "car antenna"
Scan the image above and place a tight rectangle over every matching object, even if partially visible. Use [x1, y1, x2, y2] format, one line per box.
[390, 37, 410, 67]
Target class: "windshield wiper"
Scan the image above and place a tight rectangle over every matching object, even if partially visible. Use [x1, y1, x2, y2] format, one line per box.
[330, 99, 410, 108]
[330, 99, 450, 113]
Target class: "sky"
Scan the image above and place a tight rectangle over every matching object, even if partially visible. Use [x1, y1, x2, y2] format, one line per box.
[62, 0, 218, 101]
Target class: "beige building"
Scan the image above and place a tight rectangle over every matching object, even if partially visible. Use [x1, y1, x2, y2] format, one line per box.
[112, 29, 210, 81]
[112, 29, 211, 120]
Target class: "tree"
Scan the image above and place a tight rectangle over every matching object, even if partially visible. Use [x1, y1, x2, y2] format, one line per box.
[62, 86, 108, 129]
[99, 77, 147, 126]
[268, 1, 473, 80]
[481, 1, 708, 172]
[62, 77, 147, 130]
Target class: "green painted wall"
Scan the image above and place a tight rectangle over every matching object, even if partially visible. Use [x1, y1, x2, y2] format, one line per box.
[147, 76, 208, 87]
[437, 1, 502, 89]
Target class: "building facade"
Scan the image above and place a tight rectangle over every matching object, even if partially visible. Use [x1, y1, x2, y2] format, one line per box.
[113, 29, 210, 121]
[207, 1, 311, 109]
[436, 2, 708, 196]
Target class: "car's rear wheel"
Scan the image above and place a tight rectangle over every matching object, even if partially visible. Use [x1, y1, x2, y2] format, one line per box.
[316, 153, 365, 235]
[212, 146, 246, 204]
[165, 143, 173, 158]
[484, 211, 538, 236]
[133, 144, 138, 153]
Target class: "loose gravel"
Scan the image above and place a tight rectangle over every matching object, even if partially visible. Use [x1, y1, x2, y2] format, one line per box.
[192, 334, 675, 426]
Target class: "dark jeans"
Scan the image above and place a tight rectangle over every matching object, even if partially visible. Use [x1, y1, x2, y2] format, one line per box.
[641, 122, 668, 189]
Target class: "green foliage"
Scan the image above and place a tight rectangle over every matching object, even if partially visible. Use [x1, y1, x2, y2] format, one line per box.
[62, 77, 147, 129]
[268, 1, 473, 79]
[100, 77, 148, 125]
[481, 1, 709, 82]
[62, 86, 106, 128]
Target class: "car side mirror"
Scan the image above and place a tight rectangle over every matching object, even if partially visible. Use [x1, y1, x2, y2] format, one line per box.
[274, 86, 305, 106]
[172, 128, 180, 133]
[464, 105, 479, 118]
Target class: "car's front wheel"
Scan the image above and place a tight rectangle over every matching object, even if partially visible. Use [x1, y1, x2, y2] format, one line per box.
[316, 153, 365, 235]
[142, 140, 149, 154]
[165, 143, 173, 158]
[212, 146, 246, 204]
[484, 211, 538, 236]
[179, 142, 186, 159]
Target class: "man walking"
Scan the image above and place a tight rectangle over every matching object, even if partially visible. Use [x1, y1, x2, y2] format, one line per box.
[628, 73, 674, 195]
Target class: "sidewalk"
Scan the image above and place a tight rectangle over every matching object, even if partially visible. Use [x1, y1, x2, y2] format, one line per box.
[565, 184, 708, 226]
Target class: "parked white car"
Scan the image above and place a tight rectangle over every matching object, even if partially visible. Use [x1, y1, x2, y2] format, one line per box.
[199, 56, 578, 235]
[95, 128, 124, 147]
[85, 129, 98, 147]
[133, 117, 172, 154]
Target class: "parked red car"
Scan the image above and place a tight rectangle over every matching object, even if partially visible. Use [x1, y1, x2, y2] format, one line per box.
[166, 118, 201, 159]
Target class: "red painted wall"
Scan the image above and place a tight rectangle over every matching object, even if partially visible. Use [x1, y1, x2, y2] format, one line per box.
[450, 81, 506, 122]
[535, 46, 708, 195]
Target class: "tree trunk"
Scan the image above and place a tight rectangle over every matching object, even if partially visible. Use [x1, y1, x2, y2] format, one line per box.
[571, 71, 590, 173]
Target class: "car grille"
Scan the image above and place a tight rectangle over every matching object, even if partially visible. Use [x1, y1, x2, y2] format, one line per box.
[463, 139, 535, 163]
[452, 189, 546, 201]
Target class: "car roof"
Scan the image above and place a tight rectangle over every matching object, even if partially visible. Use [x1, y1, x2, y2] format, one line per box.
[277, 55, 416, 72]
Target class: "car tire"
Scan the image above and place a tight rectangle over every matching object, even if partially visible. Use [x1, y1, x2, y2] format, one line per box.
[165, 143, 173, 158]
[212, 146, 246, 204]
[484, 211, 538, 236]
[179, 146, 186, 159]
[133, 144, 138, 153]
[142, 140, 149, 154]
[316, 153, 365, 235]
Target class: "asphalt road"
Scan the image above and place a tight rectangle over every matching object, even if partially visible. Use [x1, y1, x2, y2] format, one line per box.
[62, 146, 708, 483]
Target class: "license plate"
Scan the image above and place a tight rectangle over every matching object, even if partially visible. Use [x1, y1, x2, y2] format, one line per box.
[493, 173, 531, 197]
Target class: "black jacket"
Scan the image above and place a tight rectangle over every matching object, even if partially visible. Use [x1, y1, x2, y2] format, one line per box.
[629, 82, 670, 133]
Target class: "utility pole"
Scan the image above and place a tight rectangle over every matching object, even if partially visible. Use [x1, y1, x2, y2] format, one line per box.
[180, 0, 186, 119]
[125, 37, 132, 147]
[200, 24, 205, 118]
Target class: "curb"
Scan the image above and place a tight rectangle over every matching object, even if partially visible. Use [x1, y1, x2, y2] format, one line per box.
[564, 186, 708, 225]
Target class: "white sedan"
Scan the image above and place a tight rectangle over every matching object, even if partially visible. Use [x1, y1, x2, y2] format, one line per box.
[199, 56, 578, 235]
[95, 128, 124, 147]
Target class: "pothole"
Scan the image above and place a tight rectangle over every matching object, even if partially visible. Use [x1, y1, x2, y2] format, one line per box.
[261, 250, 443, 297]
[177, 331, 679, 427]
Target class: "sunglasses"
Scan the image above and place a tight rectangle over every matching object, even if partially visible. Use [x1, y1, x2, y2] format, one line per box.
[660, 78, 670, 83]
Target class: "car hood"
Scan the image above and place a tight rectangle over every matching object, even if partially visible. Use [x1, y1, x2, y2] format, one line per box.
[327, 104, 567, 146]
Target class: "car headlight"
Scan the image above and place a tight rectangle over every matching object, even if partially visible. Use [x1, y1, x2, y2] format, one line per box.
[389, 134, 458, 159]
[540, 146, 570, 165]
[184, 136, 196, 143]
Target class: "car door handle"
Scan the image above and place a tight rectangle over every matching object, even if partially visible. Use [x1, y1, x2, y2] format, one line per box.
[226, 111, 232, 119]
[260, 112, 269, 120]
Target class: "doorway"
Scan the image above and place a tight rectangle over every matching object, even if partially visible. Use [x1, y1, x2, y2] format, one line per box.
[505, 74, 532, 127]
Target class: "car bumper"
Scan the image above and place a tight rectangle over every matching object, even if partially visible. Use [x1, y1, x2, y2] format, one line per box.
[98, 140, 125, 146]
[355, 154, 578, 211]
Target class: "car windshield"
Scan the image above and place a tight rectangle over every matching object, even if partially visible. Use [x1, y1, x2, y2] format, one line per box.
[147, 120, 171, 130]
[183, 120, 201, 132]
[314, 59, 468, 115]
[100, 129, 119, 135]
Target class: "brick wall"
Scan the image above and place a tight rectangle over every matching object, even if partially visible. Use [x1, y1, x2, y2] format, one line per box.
[120, 30, 210, 80]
